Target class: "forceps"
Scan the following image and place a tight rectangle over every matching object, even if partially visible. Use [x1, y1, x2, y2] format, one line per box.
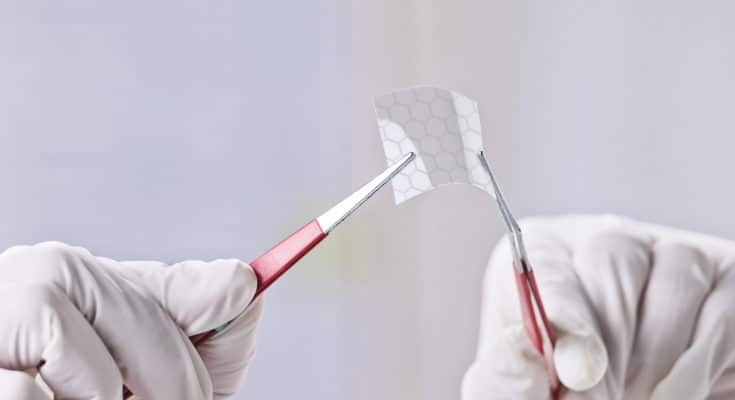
[478, 151, 560, 398]
[122, 152, 416, 398]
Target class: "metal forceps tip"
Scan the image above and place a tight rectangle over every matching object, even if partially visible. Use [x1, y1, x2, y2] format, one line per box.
[477, 151, 528, 273]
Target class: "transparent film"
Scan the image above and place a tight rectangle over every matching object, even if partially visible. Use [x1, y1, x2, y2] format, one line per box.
[375, 86, 492, 204]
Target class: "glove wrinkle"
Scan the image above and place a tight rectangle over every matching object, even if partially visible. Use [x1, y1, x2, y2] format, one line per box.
[651, 263, 735, 400]
[624, 243, 714, 398]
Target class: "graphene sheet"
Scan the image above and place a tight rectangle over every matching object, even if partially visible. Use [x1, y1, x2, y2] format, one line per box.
[374, 86, 492, 204]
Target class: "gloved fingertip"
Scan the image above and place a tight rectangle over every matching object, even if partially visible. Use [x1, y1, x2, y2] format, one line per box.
[553, 329, 608, 391]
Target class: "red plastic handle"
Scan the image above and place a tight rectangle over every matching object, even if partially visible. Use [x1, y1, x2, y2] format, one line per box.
[250, 219, 327, 296]
[188, 219, 326, 346]
[514, 267, 544, 352]
[123, 219, 328, 398]
[515, 265, 561, 399]
[187, 219, 327, 344]
[525, 270, 556, 347]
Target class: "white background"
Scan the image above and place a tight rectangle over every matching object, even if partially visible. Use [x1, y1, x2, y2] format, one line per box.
[1, 1, 734, 399]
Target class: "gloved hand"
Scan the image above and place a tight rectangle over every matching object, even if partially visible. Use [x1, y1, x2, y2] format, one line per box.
[0, 241, 262, 400]
[462, 215, 735, 400]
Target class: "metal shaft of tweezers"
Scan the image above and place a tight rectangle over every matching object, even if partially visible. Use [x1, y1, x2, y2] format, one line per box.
[478, 151, 528, 272]
[317, 152, 415, 233]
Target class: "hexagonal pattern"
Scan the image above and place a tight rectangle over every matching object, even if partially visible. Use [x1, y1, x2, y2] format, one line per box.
[374, 86, 492, 204]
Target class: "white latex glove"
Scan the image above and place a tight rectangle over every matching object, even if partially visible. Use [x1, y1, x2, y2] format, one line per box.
[462, 215, 735, 400]
[0, 241, 263, 400]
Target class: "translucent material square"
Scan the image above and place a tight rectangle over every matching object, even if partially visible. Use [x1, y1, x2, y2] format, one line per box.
[375, 86, 492, 204]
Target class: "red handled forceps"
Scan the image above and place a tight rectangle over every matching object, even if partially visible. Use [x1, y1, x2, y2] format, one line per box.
[478, 151, 561, 399]
[122, 152, 416, 399]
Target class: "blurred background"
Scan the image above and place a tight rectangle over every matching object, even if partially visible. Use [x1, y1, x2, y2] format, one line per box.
[1, 1, 734, 399]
